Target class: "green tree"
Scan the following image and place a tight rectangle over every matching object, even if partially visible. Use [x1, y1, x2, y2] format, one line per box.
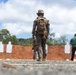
[47, 32, 55, 45]
[0, 29, 11, 44]
[2, 35, 11, 44]
[24, 38, 33, 46]
[49, 33, 55, 37]
[1, 29, 10, 35]
[10, 35, 19, 45]
[48, 35, 67, 46]
[46, 39, 52, 45]
[0, 31, 3, 41]
[58, 35, 67, 45]
[53, 39, 59, 45]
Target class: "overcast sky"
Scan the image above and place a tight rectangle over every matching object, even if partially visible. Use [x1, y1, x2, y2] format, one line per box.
[0, 0, 76, 40]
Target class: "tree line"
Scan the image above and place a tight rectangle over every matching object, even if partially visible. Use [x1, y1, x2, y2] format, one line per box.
[0, 29, 67, 46]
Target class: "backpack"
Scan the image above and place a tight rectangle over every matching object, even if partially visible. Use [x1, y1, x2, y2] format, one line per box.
[36, 17, 47, 34]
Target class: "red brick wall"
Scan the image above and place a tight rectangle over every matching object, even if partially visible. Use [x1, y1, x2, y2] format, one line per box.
[47, 46, 65, 60]
[0, 53, 4, 59]
[0, 45, 76, 60]
[12, 45, 33, 59]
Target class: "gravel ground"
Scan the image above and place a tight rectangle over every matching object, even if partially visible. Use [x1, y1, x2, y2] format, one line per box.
[0, 60, 76, 75]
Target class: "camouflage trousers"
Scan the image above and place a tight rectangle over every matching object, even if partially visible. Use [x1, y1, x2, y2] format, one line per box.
[36, 34, 47, 60]
[33, 47, 41, 60]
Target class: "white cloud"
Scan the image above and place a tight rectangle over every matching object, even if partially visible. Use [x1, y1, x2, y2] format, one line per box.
[0, 0, 76, 38]
[0, 0, 36, 22]
[44, 5, 76, 38]
[2, 22, 32, 35]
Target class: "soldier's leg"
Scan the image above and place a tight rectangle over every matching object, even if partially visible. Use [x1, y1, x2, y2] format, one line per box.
[42, 39, 46, 60]
[71, 47, 75, 61]
[33, 49, 36, 60]
[36, 35, 42, 61]
[36, 48, 42, 61]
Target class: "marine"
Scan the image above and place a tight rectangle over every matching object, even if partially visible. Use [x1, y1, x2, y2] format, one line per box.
[32, 9, 50, 61]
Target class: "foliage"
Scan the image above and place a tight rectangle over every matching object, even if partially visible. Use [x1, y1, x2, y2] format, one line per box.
[57, 35, 67, 45]
[1, 29, 10, 35]
[0, 31, 3, 41]
[0, 29, 67, 46]
[2, 35, 11, 44]
[0, 29, 11, 44]
[10, 35, 19, 45]
[18, 38, 33, 46]
[48, 35, 67, 46]
[46, 39, 52, 45]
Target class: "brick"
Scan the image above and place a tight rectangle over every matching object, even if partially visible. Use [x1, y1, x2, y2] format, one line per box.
[0, 45, 76, 60]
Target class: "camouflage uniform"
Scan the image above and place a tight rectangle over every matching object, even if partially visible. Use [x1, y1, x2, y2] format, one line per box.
[32, 39, 41, 60]
[32, 10, 50, 61]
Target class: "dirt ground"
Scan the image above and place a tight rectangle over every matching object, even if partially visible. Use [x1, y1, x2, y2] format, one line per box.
[0, 60, 76, 75]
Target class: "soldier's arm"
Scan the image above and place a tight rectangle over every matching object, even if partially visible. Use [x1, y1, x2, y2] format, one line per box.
[32, 20, 37, 39]
[46, 20, 50, 35]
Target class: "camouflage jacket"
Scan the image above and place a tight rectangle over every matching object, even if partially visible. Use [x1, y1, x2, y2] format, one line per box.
[32, 16, 50, 36]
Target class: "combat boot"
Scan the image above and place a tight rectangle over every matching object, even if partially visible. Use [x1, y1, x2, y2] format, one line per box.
[42, 57, 46, 61]
[33, 54, 36, 60]
[37, 58, 42, 61]
[42, 58, 46, 61]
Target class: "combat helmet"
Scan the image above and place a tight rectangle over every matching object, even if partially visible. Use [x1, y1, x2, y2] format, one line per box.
[37, 9, 44, 15]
